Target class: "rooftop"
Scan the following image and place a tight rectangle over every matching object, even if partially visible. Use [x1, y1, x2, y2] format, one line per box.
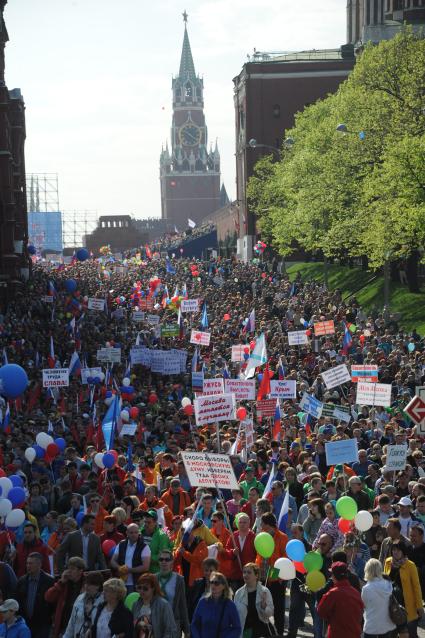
[247, 46, 354, 64]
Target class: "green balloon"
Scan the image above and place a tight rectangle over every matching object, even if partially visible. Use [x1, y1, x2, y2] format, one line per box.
[303, 551, 323, 573]
[234, 513, 244, 529]
[349, 324, 357, 334]
[306, 570, 326, 592]
[336, 496, 358, 521]
[124, 592, 139, 610]
[254, 532, 275, 558]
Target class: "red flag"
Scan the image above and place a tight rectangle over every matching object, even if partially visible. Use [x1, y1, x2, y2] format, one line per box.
[257, 363, 271, 401]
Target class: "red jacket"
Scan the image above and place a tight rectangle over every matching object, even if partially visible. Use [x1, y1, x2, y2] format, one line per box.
[45, 577, 84, 638]
[224, 529, 256, 580]
[317, 579, 364, 638]
[161, 488, 191, 516]
[15, 539, 50, 577]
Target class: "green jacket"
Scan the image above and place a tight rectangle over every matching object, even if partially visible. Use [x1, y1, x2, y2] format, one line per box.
[140, 526, 173, 574]
[239, 477, 265, 500]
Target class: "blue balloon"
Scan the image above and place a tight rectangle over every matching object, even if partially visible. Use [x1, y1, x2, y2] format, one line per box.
[87, 377, 94, 385]
[286, 539, 306, 562]
[124, 386, 134, 394]
[105, 390, 113, 398]
[257, 374, 263, 382]
[8, 487, 26, 507]
[0, 364, 29, 399]
[76, 511, 85, 527]
[9, 475, 23, 488]
[34, 445, 45, 459]
[244, 353, 249, 361]
[27, 245, 36, 255]
[93, 377, 101, 384]
[55, 438, 66, 452]
[76, 248, 89, 262]
[65, 279, 77, 293]
[102, 452, 115, 469]
[408, 342, 415, 352]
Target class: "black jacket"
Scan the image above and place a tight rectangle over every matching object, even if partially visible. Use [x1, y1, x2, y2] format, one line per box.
[92, 600, 133, 638]
[16, 570, 55, 630]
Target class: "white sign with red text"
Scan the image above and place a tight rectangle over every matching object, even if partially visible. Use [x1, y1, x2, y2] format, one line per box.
[43, 368, 69, 388]
[181, 452, 239, 490]
[356, 382, 392, 407]
[190, 330, 211, 346]
[194, 393, 236, 425]
[201, 378, 225, 396]
[231, 345, 247, 362]
[224, 379, 256, 401]
[270, 380, 297, 399]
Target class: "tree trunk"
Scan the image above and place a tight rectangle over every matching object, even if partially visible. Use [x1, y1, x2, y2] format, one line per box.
[406, 251, 420, 293]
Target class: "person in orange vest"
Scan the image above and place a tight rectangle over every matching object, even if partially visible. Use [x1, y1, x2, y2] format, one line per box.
[255, 512, 288, 636]
[138, 485, 172, 528]
[86, 494, 108, 535]
[161, 478, 191, 516]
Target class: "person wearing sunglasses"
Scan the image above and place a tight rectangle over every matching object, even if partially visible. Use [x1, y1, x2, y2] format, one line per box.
[133, 573, 178, 638]
[156, 550, 190, 637]
[191, 571, 241, 638]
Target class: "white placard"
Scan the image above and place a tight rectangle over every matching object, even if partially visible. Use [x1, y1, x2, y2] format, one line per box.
[201, 378, 225, 396]
[80, 367, 102, 385]
[288, 331, 308, 346]
[41, 295, 54, 303]
[231, 345, 247, 362]
[130, 346, 147, 365]
[181, 299, 200, 313]
[181, 452, 239, 490]
[245, 419, 254, 449]
[151, 351, 164, 374]
[386, 445, 407, 471]
[119, 423, 138, 437]
[356, 382, 392, 407]
[96, 347, 121, 363]
[190, 330, 211, 346]
[132, 311, 145, 322]
[162, 352, 181, 375]
[224, 379, 256, 401]
[88, 298, 105, 311]
[147, 314, 160, 325]
[270, 380, 297, 399]
[321, 364, 351, 389]
[43, 368, 69, 388]
[194, 393, 236, 425]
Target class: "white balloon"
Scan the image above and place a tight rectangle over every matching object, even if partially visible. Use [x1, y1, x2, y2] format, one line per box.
[354, 510, 373, 532]
[122, 378, 130, 387]
[25, 447, 36, 463]
[94, 452, 104, 469]
[106, 342, 111, 348]
[98, 372, 105, 382]
[5, 509, 25, 528]
[300, 318, 305, 326]
[0, 499, 12, 517]
[181, 397, 191, 408]
[274, 557, 296, 581]
[104, 397, 113, 406]
[36, 433, 53, 450]
[0, 477, 13, 498]
[120, 410, 130, 422]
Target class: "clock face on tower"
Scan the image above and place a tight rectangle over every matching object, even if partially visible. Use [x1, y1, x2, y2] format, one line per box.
[179, 123, 201, 146]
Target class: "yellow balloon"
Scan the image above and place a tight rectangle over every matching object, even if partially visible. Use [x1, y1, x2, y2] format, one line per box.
[306, 570, 326, 592]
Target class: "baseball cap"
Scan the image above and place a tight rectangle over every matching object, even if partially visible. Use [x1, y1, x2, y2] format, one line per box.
[0, 599, 19, 613]
[143, 509, 158, 521]
[331, 561, 348, 579]
[398, 496, 413, 507]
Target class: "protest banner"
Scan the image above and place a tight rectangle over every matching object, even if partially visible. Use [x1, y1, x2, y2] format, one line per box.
[119, 423, 138, 437]
[147, 314, 160, 325]
[321, 403, 351, 422]
[96, 348, 121, 363]
[181, 452, 239, 490]
[325, 439, 359, 466]
[43, 368, 70, 388]
[88, 298, 105, 311]
[314, 320, 335, 336]
[190, 330, 211, 346]
[386, 445, 407, 471]
[300, 393, 323, 418]
[80, 367, 102, 385]
[192, 371, 204, 392]
[270, 380, 297, 399]
[130, 345, 146, 365]
[41, 295, 54, 303]
[256, 399, 277, 417]
[132, 311, 145, 322]
[202, 378, 225, 396]
[224, 379, 256, 401]
[194, 393, 236, 425]
[162, 351, 181, 375]
[351, 365, 378, 383]
[111, 308, 124, 320]
[321, 364, 351, 389]
[139, 298, 154, 311]
[181, 299, 200, 313]
[356, 382, 392, 407]
[150, 351, 164, 374]
[231, 345, 246, 362]
[287, 331, 308, 346]
[161, 324, 180, 337]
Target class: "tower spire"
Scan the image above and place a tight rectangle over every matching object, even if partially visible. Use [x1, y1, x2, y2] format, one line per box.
[179, 11, 196, 80]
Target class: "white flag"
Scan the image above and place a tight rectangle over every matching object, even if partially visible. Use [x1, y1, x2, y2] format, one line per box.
[244, 333, 267, 379]
[188, 218, 196, 228]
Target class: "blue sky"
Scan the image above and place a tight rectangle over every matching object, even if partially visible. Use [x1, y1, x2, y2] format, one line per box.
[6, 0, 345, 219]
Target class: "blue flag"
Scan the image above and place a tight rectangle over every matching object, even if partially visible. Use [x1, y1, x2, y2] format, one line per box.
[200, 303, 208, 329]
[166, 258, 176, 275]
[102, 395, 121, 451]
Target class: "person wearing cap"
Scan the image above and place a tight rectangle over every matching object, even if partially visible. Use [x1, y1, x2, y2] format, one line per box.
[317, 561, 364, 638]
[397, 496, 421, 538]
[139, 509, 173, 574]
[0, 599, 30, 638]
[110, 523, 151, 593]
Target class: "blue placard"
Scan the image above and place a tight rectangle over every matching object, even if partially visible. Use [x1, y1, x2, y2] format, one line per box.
[325, 439, 359, 466]
[299, 392, 323, 419]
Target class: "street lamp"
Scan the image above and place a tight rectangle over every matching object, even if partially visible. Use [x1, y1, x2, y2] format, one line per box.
[248, 137, 294, 156]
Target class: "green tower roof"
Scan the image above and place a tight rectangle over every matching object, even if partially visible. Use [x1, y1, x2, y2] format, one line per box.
[179, 24, 196, 80]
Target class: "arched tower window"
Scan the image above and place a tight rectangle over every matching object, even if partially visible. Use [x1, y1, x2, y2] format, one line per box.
[185, 82, 193, 98]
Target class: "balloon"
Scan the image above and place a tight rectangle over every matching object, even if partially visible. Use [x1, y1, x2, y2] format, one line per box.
[349, 324, 357, 334]
[0, 477, 13, 497]
[8, 487, 25, 508]
[27, 245, 36, 255]
[234, 513, 244, 529]
[24, 447, 36, 463]
[129, 407, 139, 420]
[9, 475, 23, 488]
[76, 511, 85, 526]
[286, 539, 306, 562]
[223, 313, 231, 321]
[236, 407, 247, 421]
[354, 510, 373, 532]
[0, 499, 12, 517]
[120, 410, 130, 422]
[274, 557, 296, 580]
[336, 496, 358, 521]
[243, 347, 250, 354]
[408, 342, 415, 352]
[338, 518, 352, 534]
[33, 445, 45, 459]
[148, 393, 158, 404]
[65, 279, 77, 293]
[76, 248, 89, 262]
[254, 532, 275, 558]
[94, 452, 104, 469]
[306, 570, 326, 592]
[55, 438, 66, 452]
[181, 397, 191, 408]
[5, 509, 25, 528]
[183, 405, 194, 416]
[0, 364, 29, 399]
[102, 539, 116, 555]
[124, 592, 139, 611]
[109, 450, 118, 462]
[104, 397, 113, 406]
[293, 560, 307, 574]
[36, 433, 54, 450]
[98, 372, 105, 382]
[250, 341, 256, 350]
[122, 377, 130, 387]
[46, 443, 60, 458]
[303, 551, 323, 573]
[103, 453, 115, 469]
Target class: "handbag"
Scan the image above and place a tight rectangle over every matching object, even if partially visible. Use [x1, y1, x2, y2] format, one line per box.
[388, 591, 407, 626]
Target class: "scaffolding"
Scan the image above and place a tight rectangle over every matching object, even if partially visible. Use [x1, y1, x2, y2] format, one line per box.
[62, 210, 99, 248]
[26, 173, 60, 213]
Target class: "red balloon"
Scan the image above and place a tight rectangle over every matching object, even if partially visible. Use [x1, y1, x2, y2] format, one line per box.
[338, 518, 352, 533]
[102, 539, 116, 555]
[129, 407, 139, 419]
[148, 393, 158, 404]
[306, 329, 311, 337]
[294, 561, 307, 574]
[109, 450, 118, 462]
[223, 313, 231, 321]
[236, 407, 247, 421]
[261, 273, 267, 278]
[243, 347, 250, 354]
[46, 443, 59, 458]
[184, 404, 194, 416]
[250, 340, 256, 350]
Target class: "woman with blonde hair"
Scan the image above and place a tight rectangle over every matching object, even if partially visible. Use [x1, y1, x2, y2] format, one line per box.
[191, 571, 241, 638]
[133, 573, 178, 638]
[91, 577, 133, 638]
[361, 558, 396, 638]
[234, 562, 274, 638]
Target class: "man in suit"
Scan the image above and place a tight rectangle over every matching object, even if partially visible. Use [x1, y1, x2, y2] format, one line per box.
[56, 513, 106, 572]
[223, 513, 256, 591]
[15, 552, 54, 638]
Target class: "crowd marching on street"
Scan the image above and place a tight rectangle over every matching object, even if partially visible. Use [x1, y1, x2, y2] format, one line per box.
[0, 247, 423, 638]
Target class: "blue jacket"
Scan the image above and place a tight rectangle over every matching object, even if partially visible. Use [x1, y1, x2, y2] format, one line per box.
[191, 596, 241, 638]
[0, 617, 31, 638]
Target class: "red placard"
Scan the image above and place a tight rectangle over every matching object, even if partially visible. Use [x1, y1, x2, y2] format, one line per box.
[314, 320, 335, 336]
[256, 399, 276, 417]
[139, 298, 154, 311]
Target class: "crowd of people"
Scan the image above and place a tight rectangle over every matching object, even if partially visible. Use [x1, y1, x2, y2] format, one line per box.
[0, 248, 423, 638]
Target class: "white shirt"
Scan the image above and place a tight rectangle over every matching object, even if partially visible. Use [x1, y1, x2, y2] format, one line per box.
[362, 579, 396, 634]
[96, 607, 112, 638]
[113, 541, 151, 585]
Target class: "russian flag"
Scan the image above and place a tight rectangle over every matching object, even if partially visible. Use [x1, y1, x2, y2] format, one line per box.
[305, 413, 313, 437]
[277, 488, 289, 533]
[243, 309, 255, 334]
[278, 357, 285, 380]
[68, 351, 81, 377]
[2, 403, 10, 433]
[47, 336, 56, 369]
[101, 394, 121, 451]
[263, 463, 276, 499]
[177, 306, 184, 338]
[342, 322, 353, 355]
[223, 363, 230, 379]
[191, 347, 199, 373]
[272, 399, 282, 441]
[48, 280, 57, 297]
[257, 363, 271, 400]
[132, 467, 145, 496]
[68, 316, 76, 334]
